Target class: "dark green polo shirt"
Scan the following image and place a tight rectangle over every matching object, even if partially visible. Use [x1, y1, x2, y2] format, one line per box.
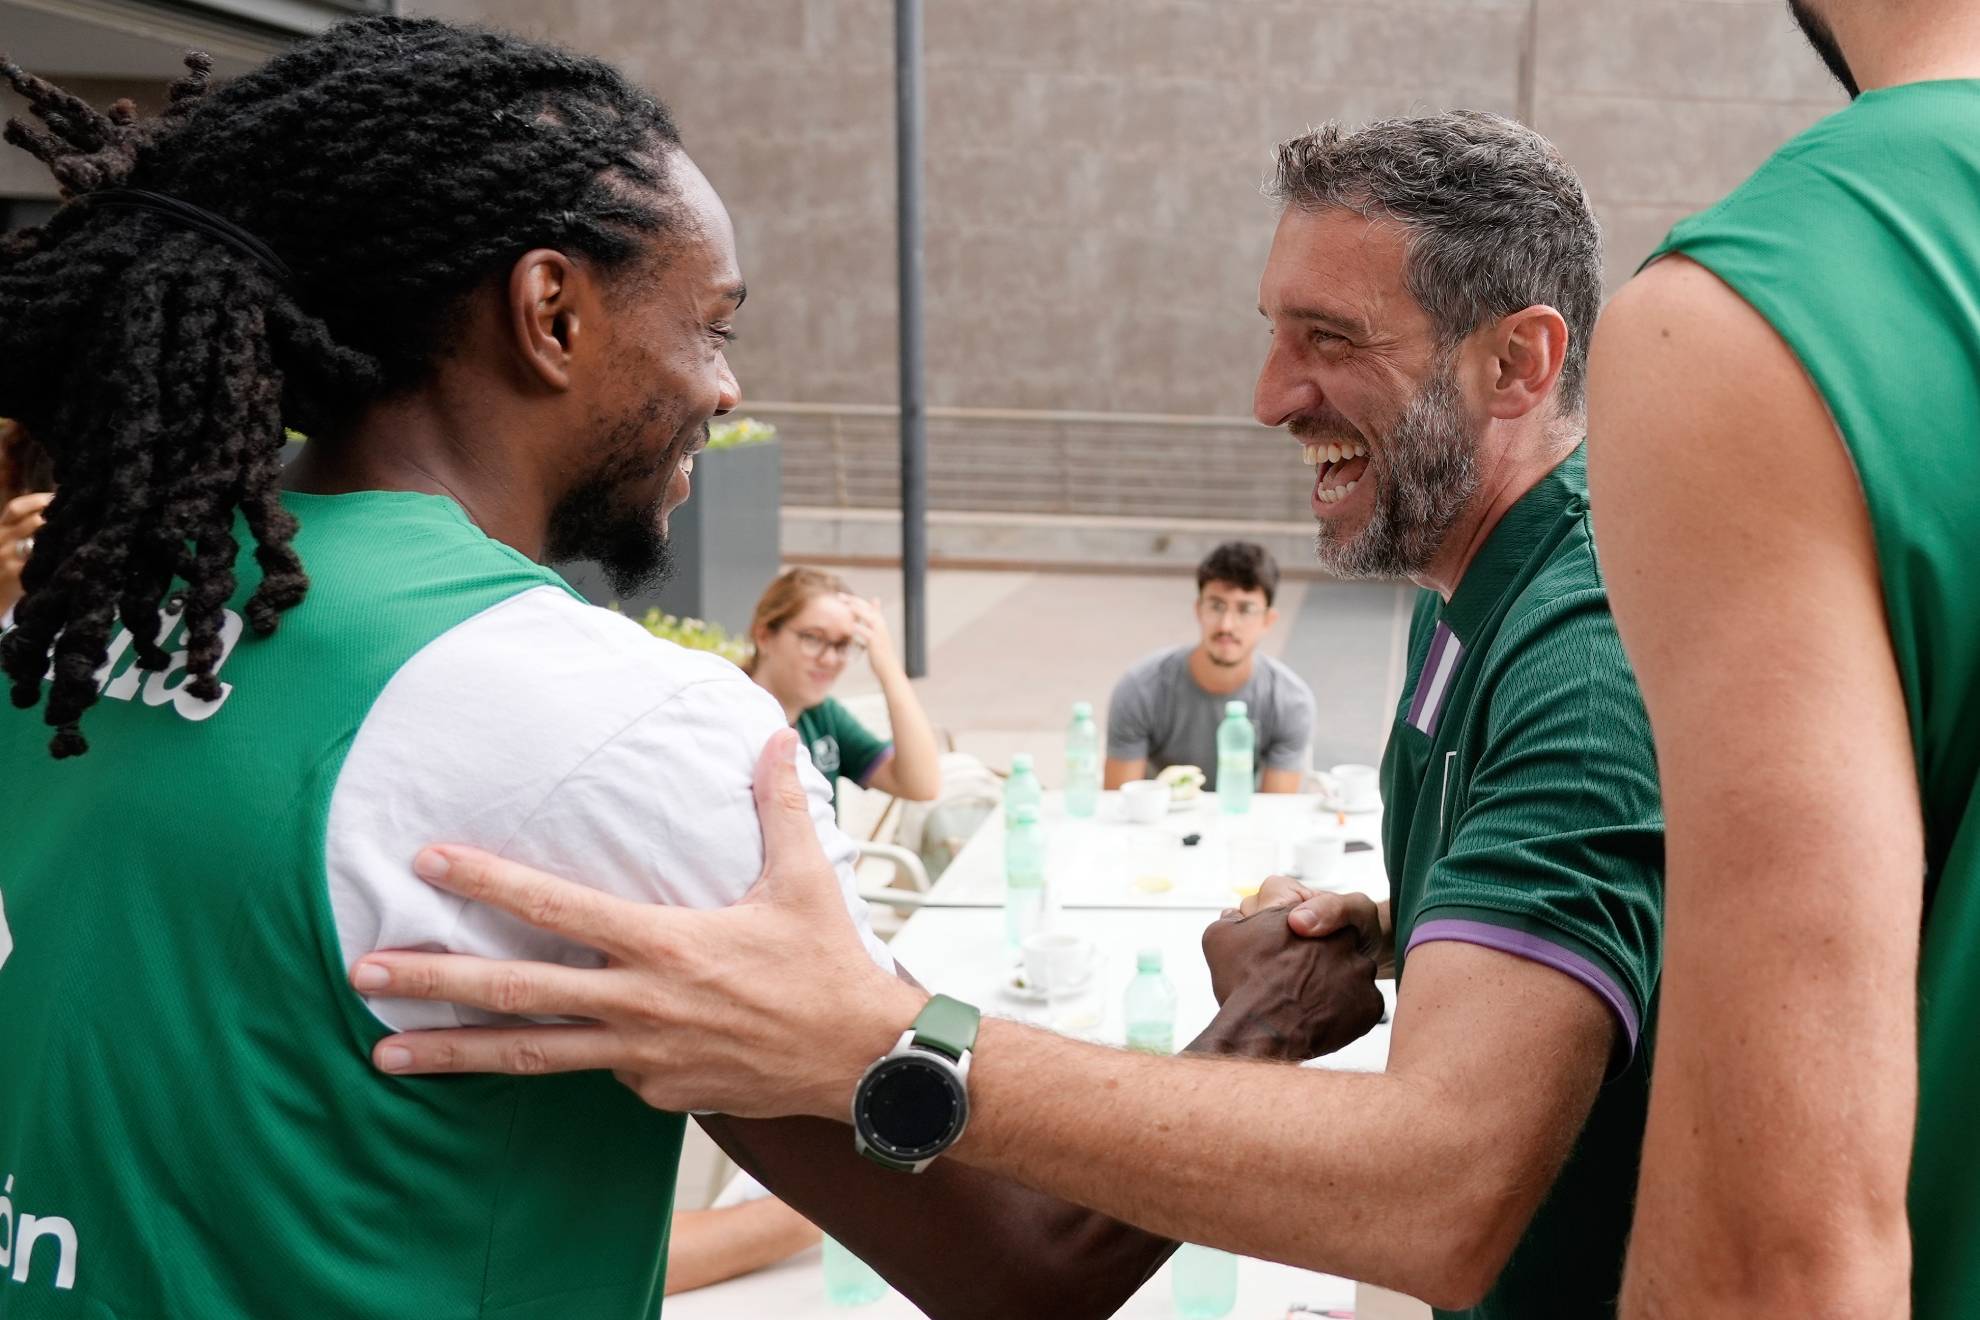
[795, 695, 892, 813]
[1381, 445, 1664, 1319]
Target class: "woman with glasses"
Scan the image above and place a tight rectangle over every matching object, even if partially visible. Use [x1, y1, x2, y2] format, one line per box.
[743, 567, 941, 813]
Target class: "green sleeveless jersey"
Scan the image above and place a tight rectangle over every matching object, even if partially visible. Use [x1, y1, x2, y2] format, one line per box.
[0, 492, 683, 1316]
[1654, 81, 1980, 1315]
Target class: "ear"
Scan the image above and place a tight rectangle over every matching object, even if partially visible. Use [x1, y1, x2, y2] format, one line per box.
[1265, 606, 1281, 630]
[1481, 304, 1570, 421]
[506, 248, 587, 391]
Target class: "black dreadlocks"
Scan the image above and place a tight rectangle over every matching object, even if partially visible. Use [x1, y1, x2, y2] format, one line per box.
[0, 17, 682, 756]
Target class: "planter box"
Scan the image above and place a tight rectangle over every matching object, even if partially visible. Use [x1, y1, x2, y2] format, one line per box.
[557, 438, 781, 637]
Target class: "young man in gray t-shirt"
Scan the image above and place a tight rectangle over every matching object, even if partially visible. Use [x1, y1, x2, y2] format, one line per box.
[1104, 541, 1316, 792]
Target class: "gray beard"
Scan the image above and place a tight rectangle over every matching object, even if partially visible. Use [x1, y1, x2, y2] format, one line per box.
[1312, 357, 1483, 581]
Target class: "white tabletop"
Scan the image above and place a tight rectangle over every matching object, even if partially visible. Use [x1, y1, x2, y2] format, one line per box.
[926, 791, 1388, 911]
[668, 898, 1396, 1318]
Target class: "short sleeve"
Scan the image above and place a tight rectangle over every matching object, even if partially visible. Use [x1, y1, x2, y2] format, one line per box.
[1259, 670, 1316, 772]
[1106, 666, 1154, 761]
[822, 698, 892, 788]
[326, 590, 893, 1032]
[1405, 591, 1664, 1066]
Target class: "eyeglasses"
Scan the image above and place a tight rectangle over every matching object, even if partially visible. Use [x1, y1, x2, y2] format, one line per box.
[1197, 597, 1266, 621]
[792, 627, 865, 663]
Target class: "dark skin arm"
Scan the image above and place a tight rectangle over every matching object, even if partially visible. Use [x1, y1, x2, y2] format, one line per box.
[701, 922, 1382, 1320]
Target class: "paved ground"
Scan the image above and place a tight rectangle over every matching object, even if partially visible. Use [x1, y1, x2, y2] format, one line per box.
[828, 564, 1416, 783]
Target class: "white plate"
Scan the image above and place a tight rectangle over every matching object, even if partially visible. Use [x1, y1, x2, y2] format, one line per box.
[1167, 794, 1205, 812]
[1315, 794, 1380, 815]
[1002, 963, 1096, 1003]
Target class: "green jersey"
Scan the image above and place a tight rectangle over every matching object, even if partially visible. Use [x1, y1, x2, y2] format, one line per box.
[796, 695, 891, 812]
[1653, 81, 1980, 1316]
[1381, 446, 1665, 1319]
[0, 492, 683, 1317]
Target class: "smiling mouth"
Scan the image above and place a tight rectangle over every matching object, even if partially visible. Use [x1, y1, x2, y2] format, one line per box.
[1302, 440, 1372, 505]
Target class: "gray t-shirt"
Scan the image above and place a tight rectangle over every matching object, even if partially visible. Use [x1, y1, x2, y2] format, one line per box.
[1105, 645, 1316, 790]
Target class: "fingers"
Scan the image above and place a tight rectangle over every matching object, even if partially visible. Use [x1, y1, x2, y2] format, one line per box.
[1, 491, 53, 525]
[749, 727, 837, 910]
[1237, 874, 1313, 918]
[349, 949, 624, 1019]
[369, 1023, 628, 1076]
[404, 846, 645, 960]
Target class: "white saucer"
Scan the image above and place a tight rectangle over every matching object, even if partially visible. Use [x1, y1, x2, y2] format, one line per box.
[1315, 795, 1380, 815]
[1002, 963, 1096, 1003]
[1167, 794, 1205, 812]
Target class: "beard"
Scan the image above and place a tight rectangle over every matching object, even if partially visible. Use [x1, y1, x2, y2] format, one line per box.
[1304, 354, 1483, 581]
[1787, 0, 1860, 97]
[546, 394, 683, 598]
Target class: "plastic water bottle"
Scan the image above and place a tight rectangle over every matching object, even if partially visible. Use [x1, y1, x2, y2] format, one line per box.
[1216, 700, 1254, 816]
[1065, 702, 1101, 819]
[1004, 803, 1046, 953]
[1005, 752, 1043, 825]
[822, 1234, 887, 1306]
[1171, 1243, 1238, 1319]
[1123, 947, 1176, 1054]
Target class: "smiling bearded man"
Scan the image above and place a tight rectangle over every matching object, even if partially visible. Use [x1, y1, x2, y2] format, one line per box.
[342, 111, 1667, 1320]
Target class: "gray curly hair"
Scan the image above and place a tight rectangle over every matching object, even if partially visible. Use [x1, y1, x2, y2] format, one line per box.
[1268, 111, 1603, 414]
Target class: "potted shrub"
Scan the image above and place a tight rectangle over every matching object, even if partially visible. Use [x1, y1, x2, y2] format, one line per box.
[557, 417, 781, 634]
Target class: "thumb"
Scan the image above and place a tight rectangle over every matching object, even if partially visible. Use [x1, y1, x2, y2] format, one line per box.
[1287, 893, 1353, 938]
[748, 727, 838, 911]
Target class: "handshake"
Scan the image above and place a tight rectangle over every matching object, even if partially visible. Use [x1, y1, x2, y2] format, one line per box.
[1195, 876, 1391, 1064]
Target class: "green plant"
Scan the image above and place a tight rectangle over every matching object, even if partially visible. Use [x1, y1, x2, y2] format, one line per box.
[705, 416, 777, 451]
[636, 608, 751, 664]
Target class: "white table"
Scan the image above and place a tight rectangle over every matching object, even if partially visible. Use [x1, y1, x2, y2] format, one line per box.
[925, 791, 1388, 911]
[668, 899, 1397, 1319]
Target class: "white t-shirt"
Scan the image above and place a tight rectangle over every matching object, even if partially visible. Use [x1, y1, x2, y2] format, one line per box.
[325, 585, 891, 1030]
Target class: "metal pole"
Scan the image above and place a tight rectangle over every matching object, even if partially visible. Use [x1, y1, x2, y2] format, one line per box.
[895, 0, 929, 678]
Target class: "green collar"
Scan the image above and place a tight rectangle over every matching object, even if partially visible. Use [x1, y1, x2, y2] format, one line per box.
[1439, 442, 1589, 640]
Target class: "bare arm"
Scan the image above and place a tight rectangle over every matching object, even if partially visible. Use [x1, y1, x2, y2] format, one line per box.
[1589, 256, 1920, 1317]
[942, 938, 1610, 1311]
[847, 595, 942, 802]
[1259, 767, 1305, 794]
[1103, 755, 1147, 789]
[662, 1198, 819, 1296]
[357, 736, 1601, 1310]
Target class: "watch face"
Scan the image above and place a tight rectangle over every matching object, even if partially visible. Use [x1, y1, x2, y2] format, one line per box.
[854, 1053, 967, 1160]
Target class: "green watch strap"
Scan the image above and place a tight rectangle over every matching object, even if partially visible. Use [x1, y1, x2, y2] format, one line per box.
[910, 993, 981, 1061]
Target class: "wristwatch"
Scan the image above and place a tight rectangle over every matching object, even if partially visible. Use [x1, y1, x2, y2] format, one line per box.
[851, 993, 981, 1172]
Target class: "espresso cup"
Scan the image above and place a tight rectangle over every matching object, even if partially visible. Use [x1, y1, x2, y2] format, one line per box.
[1119, 778, 1171, 823]
[1326, 763, 1381, 811]
[1022, 931, 1094, 996]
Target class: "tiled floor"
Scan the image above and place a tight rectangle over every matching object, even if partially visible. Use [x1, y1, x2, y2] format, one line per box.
[828, 564, 1417, 782]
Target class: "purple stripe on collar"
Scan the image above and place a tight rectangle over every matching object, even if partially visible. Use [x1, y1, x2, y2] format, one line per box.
[1405, 918, 1640, 1052]
[1406, 621, 1463, 735]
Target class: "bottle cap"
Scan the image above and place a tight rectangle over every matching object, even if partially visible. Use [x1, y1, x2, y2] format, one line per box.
[1071, 700, 1094, 720]
[1225, 700, 1248, 717]
[1136, 947, 1163, 973]
[1012, 804, 1041, 825]
[1012, 752, 1034, 772]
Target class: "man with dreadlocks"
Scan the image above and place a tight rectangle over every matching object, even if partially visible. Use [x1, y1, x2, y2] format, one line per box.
[0, 17, 1382, 1318]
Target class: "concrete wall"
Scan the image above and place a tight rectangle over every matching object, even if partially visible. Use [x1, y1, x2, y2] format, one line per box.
[7, 2, 1845, 521]
[412, 0, 1841, 424]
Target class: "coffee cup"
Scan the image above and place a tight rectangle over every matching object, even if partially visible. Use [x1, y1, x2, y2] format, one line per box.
[1022, 931, 1094, 997]
[1322, 763, 1381, 812]
[1120, 778, 1171, 823]
[1295, 833, 1346, 889]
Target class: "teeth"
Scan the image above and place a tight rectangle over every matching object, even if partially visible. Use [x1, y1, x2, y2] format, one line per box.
[1344, 479, 1358, 493]
[1302, 443, 1321, 466]
[1353, 443, 1368, 458]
